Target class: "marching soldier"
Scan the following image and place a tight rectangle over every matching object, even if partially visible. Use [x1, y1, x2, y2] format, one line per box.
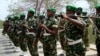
[76, 7, 83, 16]
[58, 12, 66, 54]
[37, 14, 45, 43]
[76, 7, 90, 51]
[39, 8, 58, 56]
[82, 11, 91, 51]
[62, 5, 86, 56]
[94, 4, 100, 56]
[2, 15, 12, 36]
[25, 8, 39, 56]
[11, 15, 20, 47]
[18, 13, 28, 56]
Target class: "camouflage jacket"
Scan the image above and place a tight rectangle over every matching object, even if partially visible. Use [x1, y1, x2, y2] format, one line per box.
[65, 17, 86, 41]
[44, 17, 58, 35]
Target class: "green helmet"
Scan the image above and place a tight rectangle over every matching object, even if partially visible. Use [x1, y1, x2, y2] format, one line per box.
[39, 14, 45, 19]
[47, 8, 56, 13]
[14, 15, 19, 20]
[20, 13, 25, 17]
[7, 15, 11, 19]
[28, 8, 35, 14]
[66, 5, 77, 12]
[95, 4, 100, 9]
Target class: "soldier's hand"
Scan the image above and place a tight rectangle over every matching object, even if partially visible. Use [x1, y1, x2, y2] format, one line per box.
[22, 24, 26, 27]
[39, 24, 46, 28]
[61, 14, 69, 19]
[29, 28, 34, 32]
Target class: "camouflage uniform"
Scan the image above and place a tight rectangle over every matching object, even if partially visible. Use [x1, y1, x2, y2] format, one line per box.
[6, 17, 15, 43]
[65, 5, 85, 56]
[65, 20, 86, 56]
[42, 16, 58, 56]
[10, 16, 20, 47]
[82, 17, 90, 50]
[26, 17, 38, 56]
[95, 17, 100, 56]
[18, 14, 27, 51]
[94, 16, 100, 56]
[58, 18, 66, 50]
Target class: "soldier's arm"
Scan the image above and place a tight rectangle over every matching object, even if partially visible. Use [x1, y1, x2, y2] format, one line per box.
[40, 25, 58, 35]
[62, 14, 85, 30]
[40, 19, 58, 35]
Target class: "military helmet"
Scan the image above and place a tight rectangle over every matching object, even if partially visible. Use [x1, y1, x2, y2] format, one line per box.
[7, 15, 12, 20]
[20, 13, 25, 17]
[95, 4, 100, 9]
[47, 8, 56, 13]
[39, 14, 45, 19]
[14, 15, 19, 20]
[66, 5, 77, 12]
[28, 8, 35, 14]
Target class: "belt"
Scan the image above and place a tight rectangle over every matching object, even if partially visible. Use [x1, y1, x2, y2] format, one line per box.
[26, 32, 36, 36]
[67, 38, 82, 45]
[43, 33, 51, 36]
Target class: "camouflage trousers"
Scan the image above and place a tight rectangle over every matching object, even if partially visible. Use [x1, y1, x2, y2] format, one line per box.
[42, 36, 57, 56]
[95, 33, 100, 56]
[83, 29, 89, 49]
[26, 34, 39, 56]
[59, 32, 66, 50]
[65, 42, 85, 56]
[19, 34, 27, 51]
[7, 32, 13, 42]
[7, 31, 19, 47]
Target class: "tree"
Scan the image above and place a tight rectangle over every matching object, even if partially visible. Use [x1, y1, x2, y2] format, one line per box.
[8, 0, 72, 14]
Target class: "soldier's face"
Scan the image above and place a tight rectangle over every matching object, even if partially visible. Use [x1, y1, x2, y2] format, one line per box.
[66, 10, 75, 15]
[47, 12, 55, 17]
[27, 12, 34, 17]
[76, 9, 82, 15]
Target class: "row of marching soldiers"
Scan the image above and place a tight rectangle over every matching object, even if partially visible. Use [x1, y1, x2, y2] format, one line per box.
[2, 4, 100, 56]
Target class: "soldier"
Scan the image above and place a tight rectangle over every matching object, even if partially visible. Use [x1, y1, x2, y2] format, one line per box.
[94, 4, 100, 56]
[82, 11, 90, 51]
[36, 14, 45, 43]
[76, 7, 83, 16]
[5, 16, 15, 44]
[58, 12, 66, 54]
[76, 7, 83, 21]
[2, 15, 12, 35]
[76, 7, 90, 51]
[25, 8, 39, 56]
[38, 8, 58, 56]
[12, 15, 20, 47]
[62, 5, 86, 56]
[6, 15, 21, 52]
[18, 13, 28, 56]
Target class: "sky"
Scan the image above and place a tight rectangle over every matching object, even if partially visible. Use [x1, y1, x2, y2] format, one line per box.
[0, 0, 10, 20]
[0, 0, 17, 20]
[0, 0, 90, 20]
